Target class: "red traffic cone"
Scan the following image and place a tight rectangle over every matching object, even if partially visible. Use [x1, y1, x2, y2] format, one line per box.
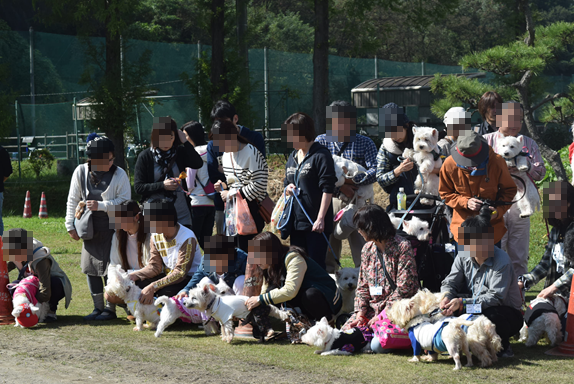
[38, 192, 48, 219]
[23, 190, 32, 218]
[0, 237, 15, 325]
[234, 263, 263, 339]
[546, 277, 574, 356]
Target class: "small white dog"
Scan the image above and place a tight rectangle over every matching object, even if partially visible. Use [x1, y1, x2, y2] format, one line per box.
[105, 265, 160, 331]
[332, 154, 374, 207]
[389, 213, 430, 241]
[301, 316, 371, 355]
[331, 267, 359, 315]
[10, 275, 49, 328]
[184, 283, 289, 343]
[519, 295, 568, 347]
[402, 127, 442, 205]
[494, 133, 540, 217]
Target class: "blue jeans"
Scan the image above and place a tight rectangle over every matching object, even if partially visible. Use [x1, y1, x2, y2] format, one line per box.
[0, 191, 4, 234]
[370, 337, 396, 354]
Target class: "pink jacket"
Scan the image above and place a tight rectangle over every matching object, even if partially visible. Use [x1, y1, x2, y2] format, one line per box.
[12, 275, 40, 305]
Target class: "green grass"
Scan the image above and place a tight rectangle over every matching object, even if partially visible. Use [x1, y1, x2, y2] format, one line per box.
[1, 212, 572, 383]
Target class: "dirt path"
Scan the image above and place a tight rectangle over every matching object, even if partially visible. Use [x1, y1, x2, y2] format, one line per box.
[0, 330, 357, 384]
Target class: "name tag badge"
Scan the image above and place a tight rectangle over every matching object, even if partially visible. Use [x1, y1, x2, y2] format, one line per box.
[466, 304, 482, 314]
[370, 286, 383, 296]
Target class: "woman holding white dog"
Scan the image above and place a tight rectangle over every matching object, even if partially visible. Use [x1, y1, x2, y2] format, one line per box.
[484, 101, 545, 276]
[342, 204, 419, 353]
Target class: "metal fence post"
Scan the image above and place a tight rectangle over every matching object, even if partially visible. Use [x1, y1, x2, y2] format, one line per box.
[73, 98, 80, 166]
[264, 46, 270, 155]
[421, 61, 425, 76]
[197, 40, 202, 125]
[135, 104, 142, 143]
[65, 131, 69, 159]
[375, 55, 378, 79]
[14, 100, 21, 178]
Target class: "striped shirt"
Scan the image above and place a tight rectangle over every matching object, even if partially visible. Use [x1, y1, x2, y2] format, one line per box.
[222, 144, 268, 202]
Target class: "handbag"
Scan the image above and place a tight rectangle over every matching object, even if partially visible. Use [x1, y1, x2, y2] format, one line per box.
[195, 174, 217, 200]
[235, 190, 258, 235]
[74, 166, 94, 240]
[371, 309, 411, 349]
[333, 195, 358, 240]
[269, 190, 287, 235]
[224, 195, 237, 236]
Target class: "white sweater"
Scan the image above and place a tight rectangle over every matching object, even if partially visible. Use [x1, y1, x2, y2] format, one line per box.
[109, 231, 151, 271]
[189, 145, 215, 207]
[65, 163, 131, 231]
[222, 144, 268, 202]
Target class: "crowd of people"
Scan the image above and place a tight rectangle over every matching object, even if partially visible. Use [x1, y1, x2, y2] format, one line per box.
[1, 92, 571, 360]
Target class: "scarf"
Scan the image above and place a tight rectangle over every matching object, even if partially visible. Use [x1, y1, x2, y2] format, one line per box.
[456, 157, 489, 177]
[151, 147, 177, 178]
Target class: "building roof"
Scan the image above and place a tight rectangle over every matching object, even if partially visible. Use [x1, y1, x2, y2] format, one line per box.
[351, 73, 485, 93]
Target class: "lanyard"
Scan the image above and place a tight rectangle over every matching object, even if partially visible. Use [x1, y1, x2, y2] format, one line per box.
[471, 269, 487, 305]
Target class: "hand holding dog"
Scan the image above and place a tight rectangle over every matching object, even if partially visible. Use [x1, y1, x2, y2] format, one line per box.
[140, 285, 155, 305]
[394, 158, 414, 177]
[538, 285, 558, 299]
[246, 296, 261, 310]
[174, 291, 188, 300]
[442, 298, 461, 316]
[339, 184, 358, 199]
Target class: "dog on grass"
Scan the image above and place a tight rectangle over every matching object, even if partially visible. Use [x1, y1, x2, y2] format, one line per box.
[331, 267, 359, 315]
[301, 316, 372, 355]
[519, 295, 568, 347]
[10, 275, 48, 328]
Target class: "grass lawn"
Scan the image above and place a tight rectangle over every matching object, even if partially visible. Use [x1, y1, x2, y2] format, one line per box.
[1, 210, 574, 384]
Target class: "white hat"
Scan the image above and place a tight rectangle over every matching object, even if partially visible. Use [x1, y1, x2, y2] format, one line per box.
[443, 107, 470, 126]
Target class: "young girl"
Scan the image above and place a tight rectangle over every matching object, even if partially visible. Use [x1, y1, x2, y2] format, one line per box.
[65, 135, 131, 321]
[213, 119, 269, 252]
[4, 228, 72, 322]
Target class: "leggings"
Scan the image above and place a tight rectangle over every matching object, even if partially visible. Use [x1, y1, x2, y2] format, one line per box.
[289, 287, 334, 321]
[87, 275, 107, 295]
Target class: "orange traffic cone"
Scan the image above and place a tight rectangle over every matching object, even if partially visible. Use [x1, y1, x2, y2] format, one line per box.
[23, 190, 32, 218]
[38, 192, 48, 219]
[546, 277, 574, 356]
[234, 263, 262, 339]
[0, 237, 15, 325]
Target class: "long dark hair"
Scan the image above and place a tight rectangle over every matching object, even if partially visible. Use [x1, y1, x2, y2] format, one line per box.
[546, 180, 574, 229]
[150, 117, 182, 149]
[210, 119, 251, 146]
[253, 231, 308, 288]
[395, 121, 416, 151]
[116, 200, 147, 270]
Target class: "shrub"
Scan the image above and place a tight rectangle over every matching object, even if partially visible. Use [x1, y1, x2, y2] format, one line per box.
[28, 148, 56, 178]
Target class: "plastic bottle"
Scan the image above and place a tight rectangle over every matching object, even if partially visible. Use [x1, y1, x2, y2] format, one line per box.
[397, 187, 407, 211]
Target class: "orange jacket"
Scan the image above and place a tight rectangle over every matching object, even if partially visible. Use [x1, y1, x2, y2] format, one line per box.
[439, 147, 517, 244]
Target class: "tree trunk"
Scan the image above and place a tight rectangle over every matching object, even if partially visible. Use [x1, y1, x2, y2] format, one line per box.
[313, 0, 329, 134]
[211, 0, 227, 102]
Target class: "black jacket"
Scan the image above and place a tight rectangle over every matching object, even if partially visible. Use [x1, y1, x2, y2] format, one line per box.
[282, 142, 336, 234]
[134, 142, 202, 199]
[476, 120, 497, 136]
[0, 145, 13, 193]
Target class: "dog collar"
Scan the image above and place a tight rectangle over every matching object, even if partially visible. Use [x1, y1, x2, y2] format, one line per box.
[206, 296, 218, 312]
[431, 149, 441, 161]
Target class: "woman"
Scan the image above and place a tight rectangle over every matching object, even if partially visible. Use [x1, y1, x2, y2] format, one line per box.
[440, 208, 523, 358]
[245, 231, 341, 322]
[182, 120, 215, 250]
[342, 204, 419, 353]
[484, 101, 545, 276]
[519, 181, 574, 299]
[127, 199, 202, 304]
[376, 103, 418, 211]
[475, 91, 503, 136]
[282, 112, 337, 270]
[65, 135, 130, 321]
[134, 117, 202, 229]
[213, 119, 268, 252]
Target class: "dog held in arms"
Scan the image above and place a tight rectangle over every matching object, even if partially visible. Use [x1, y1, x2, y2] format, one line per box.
[386, 289, 502, 369]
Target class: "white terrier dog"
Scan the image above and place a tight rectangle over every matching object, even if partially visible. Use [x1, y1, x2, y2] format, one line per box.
[494, 133, 540, 217]
[105, 265, 160, 331]
[331, 267, 359, 315]
[301, 317, 371, 355]
[519, 295, 568, 347]
[10, 275, 48, 328]
[332, 155, 374, 207]
[402, 127, 442, 205]
[184, 283, 289, 343]
[389, 213, 430, 241]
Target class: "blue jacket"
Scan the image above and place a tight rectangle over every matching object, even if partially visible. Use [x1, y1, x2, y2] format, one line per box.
[179, 248, 248, 294]
[206, 125, 266, 210]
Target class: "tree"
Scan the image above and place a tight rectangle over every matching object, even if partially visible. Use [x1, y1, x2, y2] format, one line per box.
[430, 0, 574, 180]
[312, 0, 329, 133]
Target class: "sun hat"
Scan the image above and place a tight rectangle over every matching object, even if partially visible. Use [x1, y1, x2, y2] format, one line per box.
[451, 131, 489, 167]
[443, 107, 470, 126]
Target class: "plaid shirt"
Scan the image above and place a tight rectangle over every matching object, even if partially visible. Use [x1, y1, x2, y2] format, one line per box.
[315, 134, 377, 186]
[522, 226, 573, 295]
[376, 144, 399, 188]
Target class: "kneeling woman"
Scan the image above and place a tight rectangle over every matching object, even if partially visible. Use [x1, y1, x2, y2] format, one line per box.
[245, 231, 341, 321]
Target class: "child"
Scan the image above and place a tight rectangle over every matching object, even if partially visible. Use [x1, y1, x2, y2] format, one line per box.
[3, 228, 72, 322]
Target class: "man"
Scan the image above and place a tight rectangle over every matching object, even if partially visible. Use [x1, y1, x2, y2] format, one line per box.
[0, 144, 13, 233]
[315, 100, 378, 272]
[206, 100, 266, 235]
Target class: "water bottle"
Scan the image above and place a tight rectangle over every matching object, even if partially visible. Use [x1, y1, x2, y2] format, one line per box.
[397, 187, 407, 211]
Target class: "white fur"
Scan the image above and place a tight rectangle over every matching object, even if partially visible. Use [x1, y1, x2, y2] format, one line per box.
[494, 133, 540, 218]
[331, 267, 359, 315]
[332, 155, 374, 207]
[11, 294, 48, 328]
[388, 213, 430, 241]
[301, 317, 371, 355]
[402, 127, 442, 205]
[105, 265, 160, 332]
[519, 295, 568, 347]
[184, 284, 289, 343]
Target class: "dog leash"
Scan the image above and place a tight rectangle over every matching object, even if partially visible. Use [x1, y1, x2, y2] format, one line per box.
[396, 159, 425, 231]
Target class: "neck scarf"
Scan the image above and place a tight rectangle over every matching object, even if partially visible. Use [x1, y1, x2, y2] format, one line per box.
[151, 147, 177, 177]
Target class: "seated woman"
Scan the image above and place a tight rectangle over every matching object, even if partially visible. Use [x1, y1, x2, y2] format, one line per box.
[127, 199, 202, 304]
[175, 235, 248, 298]
[4, 228, 72, 323]
[519, 181, 574, 299]
[440, 208, 523, 358]
[245, 231, 341, 322]
[342, 204, 419, 353]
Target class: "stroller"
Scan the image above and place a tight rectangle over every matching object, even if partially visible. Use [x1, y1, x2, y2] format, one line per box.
[388, 194, 454, 292]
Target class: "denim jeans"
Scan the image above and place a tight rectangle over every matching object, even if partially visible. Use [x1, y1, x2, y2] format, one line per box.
[0, 191, 4, 234]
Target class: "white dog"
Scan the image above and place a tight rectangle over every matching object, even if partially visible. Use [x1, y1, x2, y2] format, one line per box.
[494, 133, 540, 217]
[184, 283, 289, 343]
[301, 316, 372, 355]
[332, 155, 374, 207]
[519, 295, 568, 347]
[389, 213, 430, 241]
[402, 127, 442, 205]
[9, 276, 48, 327]
[331, 267, 359, 315]
[105, 265, 161, 331]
